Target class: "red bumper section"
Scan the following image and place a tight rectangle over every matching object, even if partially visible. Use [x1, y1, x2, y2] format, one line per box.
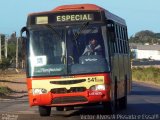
[29, 89, 111, 107]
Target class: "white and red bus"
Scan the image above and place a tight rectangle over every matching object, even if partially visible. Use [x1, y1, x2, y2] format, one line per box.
[21, 4, 131, 116]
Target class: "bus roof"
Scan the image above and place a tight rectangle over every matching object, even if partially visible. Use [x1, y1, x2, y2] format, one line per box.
[53, 4, 104, 11]
[53, 4, 126, 25]
[29, 4, 126, 25]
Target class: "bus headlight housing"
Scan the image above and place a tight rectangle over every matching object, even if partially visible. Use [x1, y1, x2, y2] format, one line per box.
[90, 84, 106, 91]
[32, 88, 47, 95]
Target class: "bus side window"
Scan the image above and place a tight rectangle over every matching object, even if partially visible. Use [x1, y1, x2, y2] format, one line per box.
[124, 28, 129, 54]
[107, 21, 116, 55]
[115, 25, 119, 53]
[115, 25, 118, 53]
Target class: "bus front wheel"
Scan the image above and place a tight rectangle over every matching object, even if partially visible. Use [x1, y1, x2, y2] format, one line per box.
[39, 106, 51, 116]
[56, 106, 64, 111]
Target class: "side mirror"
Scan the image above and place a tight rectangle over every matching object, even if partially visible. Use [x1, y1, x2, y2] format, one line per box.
[20, 26, 29, 51]
[20, 27, 29, 38]
[20, 27, 29, 67]
[20, 37, 27, 49]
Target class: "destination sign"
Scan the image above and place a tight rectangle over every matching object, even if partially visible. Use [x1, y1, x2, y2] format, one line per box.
[36, 16, 48, 24]
[56, 14, 94, 22]
[27, 11, 103, 26]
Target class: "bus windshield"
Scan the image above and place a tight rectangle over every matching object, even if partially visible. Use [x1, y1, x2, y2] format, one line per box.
[28, 24, 110, 77]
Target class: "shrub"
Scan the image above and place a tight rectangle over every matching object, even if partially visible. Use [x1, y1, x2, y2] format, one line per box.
[132, 67, 160, 84]
[0, 87, 13, 95]
[0, 58, 11, 71]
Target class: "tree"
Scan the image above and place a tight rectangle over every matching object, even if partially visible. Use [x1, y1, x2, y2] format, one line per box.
[0, 34, 16, 70]
[0, 35, 5, 57]
[135, 30, 154, 38]
[7, 36, 16, 61]
[129, 30, 160, 44]
[0, 57, 11, 71]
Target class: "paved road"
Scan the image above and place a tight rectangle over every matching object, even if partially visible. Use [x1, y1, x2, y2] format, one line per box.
[0, 82, 160, 120]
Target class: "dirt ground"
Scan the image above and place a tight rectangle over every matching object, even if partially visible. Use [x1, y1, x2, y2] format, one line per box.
[0, 70, 27, 99]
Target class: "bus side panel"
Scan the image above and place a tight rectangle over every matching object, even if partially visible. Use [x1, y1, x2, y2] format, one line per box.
[123, 55, 129, 94]
[117, 55, 125, 99]
[123, 54, 132, 94]
[111, 54, 119, 98]
[128, 55, 132, 93]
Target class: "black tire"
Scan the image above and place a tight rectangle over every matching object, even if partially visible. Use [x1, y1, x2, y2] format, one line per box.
[56, 106, 64, 111]
[119, 96, 127, 109]
[39, 106, 51, 116]
[64, 106, 74, 111]
[103, 101, 116, 114]
[103, 76, 117, 114]
[119, 75, 128, 109]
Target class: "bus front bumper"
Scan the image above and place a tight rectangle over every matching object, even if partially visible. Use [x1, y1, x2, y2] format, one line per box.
[29, 89, 111, 107]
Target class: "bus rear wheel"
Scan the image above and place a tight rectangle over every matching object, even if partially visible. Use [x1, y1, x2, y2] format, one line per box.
[103, 101, 116, 114]
[119, 96, 127, 109]
[39, 106, 51, 116]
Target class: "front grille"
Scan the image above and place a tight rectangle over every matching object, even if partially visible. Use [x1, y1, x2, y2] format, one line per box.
[51, 87, 86, 94]
[52, 96, 88, 104]
[50, 79, 86, 85]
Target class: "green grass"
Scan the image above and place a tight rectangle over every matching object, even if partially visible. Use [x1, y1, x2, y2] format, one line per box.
[132, 67, 160, 84]
[0, 87, 13, 96]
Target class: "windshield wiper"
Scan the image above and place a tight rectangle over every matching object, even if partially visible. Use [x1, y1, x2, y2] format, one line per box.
[45, 24, 63, 41]
[44, 24, 66, 65]
[72, 22, 90, 55]
[74, 21, 89, 40]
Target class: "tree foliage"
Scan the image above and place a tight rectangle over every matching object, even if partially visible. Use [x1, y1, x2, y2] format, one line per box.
[0, 57, 11, 71]
[7, 35, 16, 61]
[0, 34, 16, 70]
[129, 30, 160, 44]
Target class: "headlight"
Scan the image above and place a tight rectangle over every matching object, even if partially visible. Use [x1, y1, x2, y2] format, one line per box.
[90, 85, 106, 91]
[32, 88, 47, 95]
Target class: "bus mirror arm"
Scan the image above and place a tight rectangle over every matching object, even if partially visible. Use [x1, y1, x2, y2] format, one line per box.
[20, 27, 29, 58]
[20, 26, 29, 39]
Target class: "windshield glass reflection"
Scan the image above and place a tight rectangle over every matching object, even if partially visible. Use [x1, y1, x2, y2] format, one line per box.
[28, 25, 109, 77]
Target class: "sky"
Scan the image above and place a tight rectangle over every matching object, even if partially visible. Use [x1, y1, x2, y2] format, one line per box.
[0, 0, 160, 37]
